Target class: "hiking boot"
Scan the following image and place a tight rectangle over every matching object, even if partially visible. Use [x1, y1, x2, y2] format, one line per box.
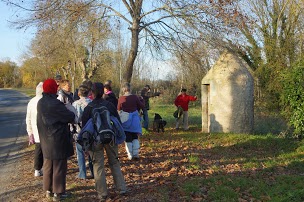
[53, 193, 70, 201]
[86, 175, 94, 179]
[34, 169, 43, 177]
[132, 156, 140, 161]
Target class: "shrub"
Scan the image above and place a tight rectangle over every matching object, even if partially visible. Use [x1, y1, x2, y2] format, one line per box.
[280, 64, 304, 136]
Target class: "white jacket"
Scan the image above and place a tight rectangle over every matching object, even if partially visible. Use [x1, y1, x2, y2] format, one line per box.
[26, 82, 43, 143]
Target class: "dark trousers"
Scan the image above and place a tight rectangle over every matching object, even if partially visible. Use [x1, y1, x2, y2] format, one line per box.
[34, 143, 43, 170]
[125, 132, 138, 142]
[88, 154, 94, 177]
[43, 158, 67, 194]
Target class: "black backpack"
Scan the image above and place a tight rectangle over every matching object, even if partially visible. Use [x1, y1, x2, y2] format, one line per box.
[90, 103, 115, 144]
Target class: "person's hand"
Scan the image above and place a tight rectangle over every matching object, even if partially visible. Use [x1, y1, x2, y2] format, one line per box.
[194, 96, 197, 99]
[28, 134, 35, 145]
[154, 92, 161, 96]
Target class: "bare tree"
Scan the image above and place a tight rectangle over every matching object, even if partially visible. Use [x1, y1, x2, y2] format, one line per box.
[13, 1, 113, 90]
[4, 0, 240, 84]
[178, 0, 304, 103]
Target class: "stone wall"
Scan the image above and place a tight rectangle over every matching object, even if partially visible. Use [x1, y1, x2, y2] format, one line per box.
[201, 51, 254, 133]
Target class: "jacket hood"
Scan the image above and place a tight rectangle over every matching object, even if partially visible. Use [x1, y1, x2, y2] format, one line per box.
[36, 82, 43, 97]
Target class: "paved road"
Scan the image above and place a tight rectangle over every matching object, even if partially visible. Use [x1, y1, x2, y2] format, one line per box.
[0, 89, 29, 198]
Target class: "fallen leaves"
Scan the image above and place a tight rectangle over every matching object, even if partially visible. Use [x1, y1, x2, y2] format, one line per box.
[3, 130, 297, 201]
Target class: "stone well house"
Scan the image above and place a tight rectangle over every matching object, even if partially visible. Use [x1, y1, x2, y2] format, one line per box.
[201, 51, 254, 133]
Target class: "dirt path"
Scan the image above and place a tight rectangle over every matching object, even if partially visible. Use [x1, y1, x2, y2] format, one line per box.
[0, 136, 39, 202]
[1, 127, 207, 202]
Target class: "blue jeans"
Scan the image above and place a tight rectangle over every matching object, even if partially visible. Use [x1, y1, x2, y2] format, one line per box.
[76, 142, 94, 179]
[76, 142, 86, 179]
[142, 109, 149, 130]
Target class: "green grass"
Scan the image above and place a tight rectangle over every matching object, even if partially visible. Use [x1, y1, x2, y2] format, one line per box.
[14, 88, 36, 98]
[17, 90, 302, 201]
[142, 103, 304, 201]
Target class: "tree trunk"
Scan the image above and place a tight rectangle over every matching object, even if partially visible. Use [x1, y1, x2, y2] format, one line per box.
[123, 22, 140, 83]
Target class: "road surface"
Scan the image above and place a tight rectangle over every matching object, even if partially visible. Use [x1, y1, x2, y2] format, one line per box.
[0, 89, 29, 199]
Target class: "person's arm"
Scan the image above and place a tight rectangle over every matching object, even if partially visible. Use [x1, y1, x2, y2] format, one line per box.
[82, 105, 91, 126]
[42, 99, 75, 126]
[188, 95, 197, 101]
[140, 89, 145, 97]
[137, 95, 145, 109]
[54, 101, 75, 124]
[25, 101, 32, 136]
[174, 96, 180, 107]
[72, 102, 82, 123]
[26, 101, 35, 145]
[107, 101, 121, 122]
[117, 97, 122, 111]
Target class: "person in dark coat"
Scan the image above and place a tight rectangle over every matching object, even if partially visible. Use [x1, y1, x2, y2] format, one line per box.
[140, 85, 160, 130]
[37, 78, 76, 201]
[102, 84, 118, 108]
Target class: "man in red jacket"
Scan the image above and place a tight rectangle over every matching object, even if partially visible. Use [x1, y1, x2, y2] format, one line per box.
[174, 88, 197, 130]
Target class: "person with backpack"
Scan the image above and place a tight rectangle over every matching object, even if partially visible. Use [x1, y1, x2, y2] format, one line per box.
[37, 79, 76, 201]
[81, 82, 127, 201]
[26, 82, 44, 177]
[118, 82, 145, 161]
[72, 85, 94, 180]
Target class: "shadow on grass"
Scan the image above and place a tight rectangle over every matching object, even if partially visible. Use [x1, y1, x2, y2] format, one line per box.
[134, 129, 304, 201]
[12, 125, 303, 201]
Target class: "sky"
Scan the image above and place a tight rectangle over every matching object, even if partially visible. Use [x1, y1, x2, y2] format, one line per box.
[0, 1, 34, 65]
[0, 1, 174, 80]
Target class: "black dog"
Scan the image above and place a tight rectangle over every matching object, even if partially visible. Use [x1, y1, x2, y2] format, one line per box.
[153, 113, 167, 132]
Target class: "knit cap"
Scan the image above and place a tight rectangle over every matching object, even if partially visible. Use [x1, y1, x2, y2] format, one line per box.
[43, 79, 58, 94]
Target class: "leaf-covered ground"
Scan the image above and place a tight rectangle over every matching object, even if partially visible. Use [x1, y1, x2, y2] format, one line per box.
[4, 126, 304, 202]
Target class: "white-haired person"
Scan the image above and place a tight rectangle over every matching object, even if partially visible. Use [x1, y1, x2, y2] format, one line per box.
[26, 82, 44, 177]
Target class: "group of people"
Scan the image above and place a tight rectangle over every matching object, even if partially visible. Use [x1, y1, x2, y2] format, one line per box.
[25, 74, 197, 201]
[26, 76, 148, 201]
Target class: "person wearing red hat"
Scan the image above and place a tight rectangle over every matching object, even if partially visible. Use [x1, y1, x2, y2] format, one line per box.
[37, 78, 76, 201]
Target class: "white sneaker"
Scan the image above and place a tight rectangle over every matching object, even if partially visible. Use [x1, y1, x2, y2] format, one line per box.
[34, 169, 43, 177]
